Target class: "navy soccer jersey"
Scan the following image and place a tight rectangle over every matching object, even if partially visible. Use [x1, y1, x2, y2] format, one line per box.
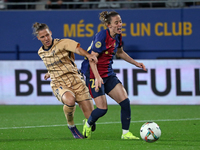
[81, 29, 122, 79]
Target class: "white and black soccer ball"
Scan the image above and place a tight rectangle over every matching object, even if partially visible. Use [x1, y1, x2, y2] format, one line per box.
[140, 122, 161, 143]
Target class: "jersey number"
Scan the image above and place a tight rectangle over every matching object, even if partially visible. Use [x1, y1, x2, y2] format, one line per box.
[90, 79, 95, 88]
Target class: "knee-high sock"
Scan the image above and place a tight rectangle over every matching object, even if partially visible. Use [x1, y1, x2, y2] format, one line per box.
[87, 108, 107, 126]
[63, 104, 76, 126]
[119, 98, 131, 130]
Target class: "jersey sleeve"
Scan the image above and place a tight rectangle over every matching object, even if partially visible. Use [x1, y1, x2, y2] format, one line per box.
[91, 31, 106, 54]
[62, 39, 79, 53]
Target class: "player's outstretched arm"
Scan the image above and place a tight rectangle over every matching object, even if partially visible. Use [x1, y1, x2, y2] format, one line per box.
[116, 47, 147, 71]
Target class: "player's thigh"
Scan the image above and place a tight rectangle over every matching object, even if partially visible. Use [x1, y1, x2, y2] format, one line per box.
[52, 86, 76, 105]
[86, 77, 107, 109]
[94, 95, 108, 109]
[108, 83, 128, 104]
[78, 100, 94, 118]
[74, 78, 92, 102]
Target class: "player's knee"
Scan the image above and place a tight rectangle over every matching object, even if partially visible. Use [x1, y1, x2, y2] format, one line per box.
[95, 108, 108, 117]
[119, 98, 130, 109]
[62, 92, 76, 105]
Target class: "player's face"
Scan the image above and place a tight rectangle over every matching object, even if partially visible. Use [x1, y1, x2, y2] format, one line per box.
[37, 29, 53, 49]
[108, 15, 122, 37]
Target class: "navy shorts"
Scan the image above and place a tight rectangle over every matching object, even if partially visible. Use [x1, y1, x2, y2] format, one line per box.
[86, 75, 121, 98]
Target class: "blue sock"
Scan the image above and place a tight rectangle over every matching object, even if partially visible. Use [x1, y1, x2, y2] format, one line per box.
[119, 98, 131, 130]
[87, 108, 107, 126]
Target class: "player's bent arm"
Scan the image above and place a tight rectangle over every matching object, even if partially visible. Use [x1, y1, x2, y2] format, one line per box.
[116, 47, 137, 65]
[74, 44, 88, 56]
[75, 46, 98, 63]
[116, 47, 147, 71]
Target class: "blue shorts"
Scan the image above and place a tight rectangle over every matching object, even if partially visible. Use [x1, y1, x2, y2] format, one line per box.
[86, 75, 121, 98]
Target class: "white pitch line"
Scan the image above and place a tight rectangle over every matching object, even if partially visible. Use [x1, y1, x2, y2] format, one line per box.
[0, 118, 200, 130]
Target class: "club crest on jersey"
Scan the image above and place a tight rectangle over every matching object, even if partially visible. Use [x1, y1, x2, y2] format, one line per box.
[95, 41, 101, 48]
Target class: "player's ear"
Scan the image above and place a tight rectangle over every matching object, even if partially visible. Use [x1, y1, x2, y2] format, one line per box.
[107, 23, 111, 29]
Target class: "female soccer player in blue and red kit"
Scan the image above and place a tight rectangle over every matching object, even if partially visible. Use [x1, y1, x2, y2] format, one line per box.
[81, 11, 146, 139]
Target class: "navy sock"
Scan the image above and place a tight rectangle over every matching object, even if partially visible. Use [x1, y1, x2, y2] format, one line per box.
[87, 108, 107, 126]
[119, 98, 131, 130]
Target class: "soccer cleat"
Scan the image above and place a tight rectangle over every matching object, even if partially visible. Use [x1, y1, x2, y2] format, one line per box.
[91, 123, 96, 132]
[82, 119, 92, 139]
[121, 132, 140, 140]
[83, 119, 96, 132]
[68, 126, 84, 139]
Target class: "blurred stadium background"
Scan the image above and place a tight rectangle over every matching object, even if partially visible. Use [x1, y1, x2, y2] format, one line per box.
[0, 0, 199, 105]
[0, 1, 200, 150]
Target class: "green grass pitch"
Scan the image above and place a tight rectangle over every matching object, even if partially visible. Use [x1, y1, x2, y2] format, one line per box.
[0, 105, 200, 150]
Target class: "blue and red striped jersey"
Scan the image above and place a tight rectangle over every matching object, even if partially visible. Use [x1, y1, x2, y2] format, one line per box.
[81, 29, 122, 79]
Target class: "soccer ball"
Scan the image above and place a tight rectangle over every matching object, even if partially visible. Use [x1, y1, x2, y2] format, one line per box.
[140, 122, 161, 143]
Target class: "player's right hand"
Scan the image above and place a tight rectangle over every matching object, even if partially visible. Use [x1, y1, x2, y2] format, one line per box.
[95, 76, 104, 92]
[44, 72, 50, 80]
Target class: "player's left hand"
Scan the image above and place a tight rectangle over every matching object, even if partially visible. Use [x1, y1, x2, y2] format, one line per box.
[44, 72, 50, 80]
[136, 62, 147, 71]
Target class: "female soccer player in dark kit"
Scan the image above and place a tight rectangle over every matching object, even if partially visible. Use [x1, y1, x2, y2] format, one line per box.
[81, 11, 147, 139]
